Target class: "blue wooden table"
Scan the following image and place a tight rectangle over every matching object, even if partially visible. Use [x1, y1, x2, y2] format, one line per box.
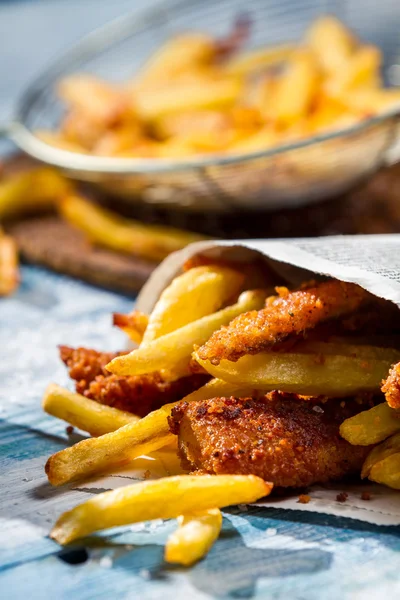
[1, 266, 400, 599]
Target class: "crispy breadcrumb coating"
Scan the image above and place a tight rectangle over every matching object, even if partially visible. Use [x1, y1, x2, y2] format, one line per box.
[196, 280, 370, 365]
[169, 392, 374, 488]
[60, 345, 209, 417]
[382, 362, 400, 409]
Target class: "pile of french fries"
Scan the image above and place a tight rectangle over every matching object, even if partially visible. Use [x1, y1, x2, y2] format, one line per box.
[43, 261, 400, 563]
[38, 16, 400, 159]
[0, 166, 206, 296]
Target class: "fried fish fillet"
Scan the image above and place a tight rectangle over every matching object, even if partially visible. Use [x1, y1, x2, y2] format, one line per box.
[382, 362, 400, 409]
[169, 392, 375, 488]
[196, 280, 369, 365]
[60, 345, 209, 417]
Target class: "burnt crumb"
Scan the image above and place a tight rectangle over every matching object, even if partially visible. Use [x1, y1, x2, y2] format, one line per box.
[336, 492, 349, 503]
[361, 491, 371, 501]
[66, 425, 74, 435]
[224, 407, 242, 420]
[298, 494, 311, 504]
[168, 401, 189, 435]
[143, 470, 151, 480]
[196, 405, 208, 418]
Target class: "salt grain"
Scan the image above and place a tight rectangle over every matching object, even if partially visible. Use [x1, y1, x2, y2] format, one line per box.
[312, 406, 324, 413]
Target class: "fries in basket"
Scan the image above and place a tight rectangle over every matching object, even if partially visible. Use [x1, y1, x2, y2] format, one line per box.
[38, 16, 400, 160]
[42, 255, 400, 563]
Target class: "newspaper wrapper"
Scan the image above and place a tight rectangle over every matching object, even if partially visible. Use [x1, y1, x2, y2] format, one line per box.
[79, 234, 400, 525]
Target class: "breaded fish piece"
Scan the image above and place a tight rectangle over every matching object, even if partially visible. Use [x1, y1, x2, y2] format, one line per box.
[196, 280, 370, 364]
[169, 392, 374, 488]
[60, 346, 209, 417]
[59, 346, 121, 394]
[382, 362, 400, 409]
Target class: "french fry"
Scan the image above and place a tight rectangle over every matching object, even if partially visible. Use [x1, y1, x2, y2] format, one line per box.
[45, 402, 176, 486]
[134, 75, 243, 122]
[153, 110, 231, 140]
[344, 88, 400, 115]
[93, 123, 144, 156]
[59, 194, 205, 262]
[165, 509, 222, 565]
[294, 341, 400, 362]
[362, 431, 400, 481]
[226, 126, 277, 155]
[325, 45, 382, 97]
[61, 109, 107, 150]
[113, 311, 149, 344]
[58, 75, 130, 126]
[305, 16, 356, 75]
[340, 402, 400, 446]
[0, 230, 19, 296]
[194, 351, 395, 397]
[141, 265, 244, 345]
[0, 168, 70, 220]
[135, 34, 215, 86]
[367, 454, 400, 490]
[181, 377, 254, 404]
[225, 44, 294, 76]
[106, 290, 266, 376]
[42, 383, 139, 436]
[50, 474, 272, 544]
[265, 49, 320, 126]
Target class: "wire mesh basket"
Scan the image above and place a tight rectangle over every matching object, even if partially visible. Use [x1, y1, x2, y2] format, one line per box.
[6, 0, 400, 212]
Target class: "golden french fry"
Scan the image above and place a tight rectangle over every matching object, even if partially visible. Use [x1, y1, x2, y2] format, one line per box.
[194, 351, 395, 397]
[0, 231, 19, 296]
[226, 126, 277, 155]
[308, 98, 358, 134]
[153, 110, 230, 140]
[325, 45, 382, 97]
[134, 75, 243, 122]
[61, 109, 107, 150]
[165, 509, 222, 565]
[225, 44, 294, 76]
[344, 88, 400, 115]
[361, 431, 400, 478]
[59, 194, 205, 262]
[340, 402, 400, 446]
[58, 74, 130, 126]
[50, 474, 272, 544]
[368, 453, 400, 489]
[113, 311, 149, 344]
[135, 34, 215, 86]
[294, 341, 400, 362]
[42, 383, 139, 436]
[305, 16, 356, 75]
[142, 265, 244, 345]
[92, 123, 144, 156]
[45, 402, 175, 486]
[181, 377, 254, 404]
[0, 168, 70, 220]
[107, 290, 266, 376]
[265, 49, 319, 126]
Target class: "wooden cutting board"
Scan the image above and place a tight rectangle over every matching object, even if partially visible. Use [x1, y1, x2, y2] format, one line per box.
[8, 216, 156, 295]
